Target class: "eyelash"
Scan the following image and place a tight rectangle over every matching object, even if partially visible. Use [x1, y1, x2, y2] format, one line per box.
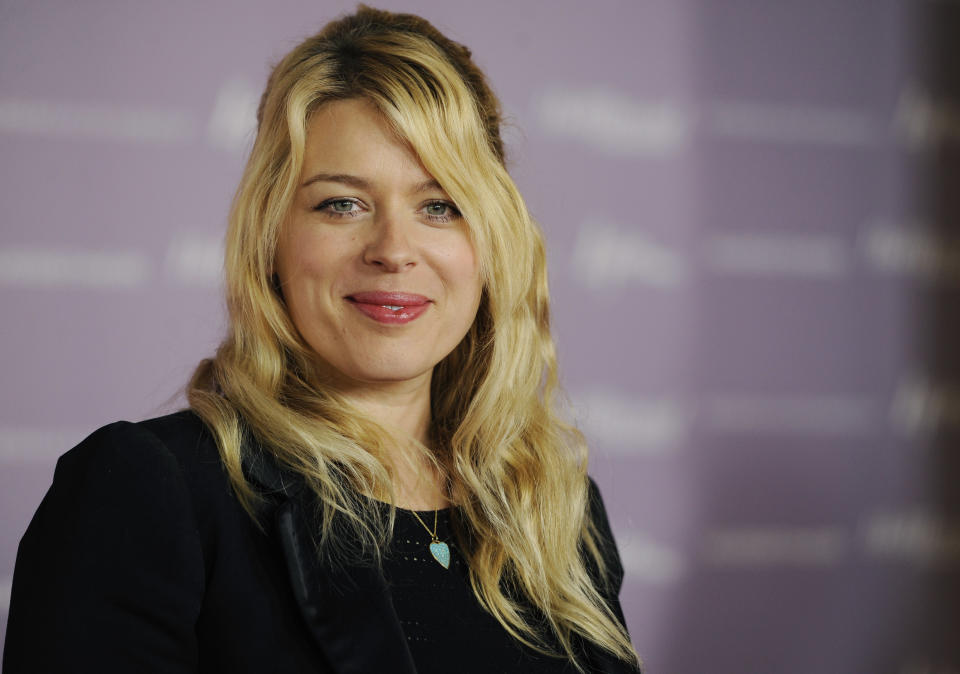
[314, 198, 363, 218]
[313, 198, 462, 224]
[422, 200, 462, 223]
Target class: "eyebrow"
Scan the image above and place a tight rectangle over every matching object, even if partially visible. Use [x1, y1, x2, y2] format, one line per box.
[300, 172, 444, 195]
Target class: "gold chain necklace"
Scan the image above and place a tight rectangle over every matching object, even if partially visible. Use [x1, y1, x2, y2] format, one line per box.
[408, 509, 451, 569]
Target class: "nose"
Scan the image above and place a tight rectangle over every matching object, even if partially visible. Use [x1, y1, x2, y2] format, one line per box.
[362, 210, 417, 272]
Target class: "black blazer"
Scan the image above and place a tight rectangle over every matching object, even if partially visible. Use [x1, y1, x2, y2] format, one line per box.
[3, 411, 639, 673]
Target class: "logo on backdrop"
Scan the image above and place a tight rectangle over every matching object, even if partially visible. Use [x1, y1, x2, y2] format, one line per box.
[571, 220, 688, 289]
[533, 88, 689, 157]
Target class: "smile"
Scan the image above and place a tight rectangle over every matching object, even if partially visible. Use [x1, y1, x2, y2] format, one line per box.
[346, 291, 431, 325]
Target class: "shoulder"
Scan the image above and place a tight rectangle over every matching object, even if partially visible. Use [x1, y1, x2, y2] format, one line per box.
[16, 409, 235, 596]
[585, 475, 625, 593]
[54, 410, 222, 490]
[64, 408, 216, 463]
[35, 410, 216, 527]
[32, 410, 235, 553]
[585, 476, 616, 540]
[7, 412, 212, 671]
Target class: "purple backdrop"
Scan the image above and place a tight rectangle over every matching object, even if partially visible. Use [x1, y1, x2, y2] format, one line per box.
[3, 1, 958, 672]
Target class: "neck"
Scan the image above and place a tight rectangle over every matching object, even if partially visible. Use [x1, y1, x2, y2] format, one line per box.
[337, 373, 448, 511]
[340, 376, 432, 444]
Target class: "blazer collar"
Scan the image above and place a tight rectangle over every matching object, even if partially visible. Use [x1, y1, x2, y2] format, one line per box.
[244, 448, 419, 674]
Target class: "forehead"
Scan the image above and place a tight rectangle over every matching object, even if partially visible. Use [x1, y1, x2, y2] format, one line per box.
[301, 98, 433, 186]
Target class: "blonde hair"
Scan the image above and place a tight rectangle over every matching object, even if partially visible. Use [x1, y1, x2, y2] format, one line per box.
[188, 5, 639, 670]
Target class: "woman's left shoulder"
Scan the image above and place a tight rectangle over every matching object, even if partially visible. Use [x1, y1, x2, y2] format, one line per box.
[584, 475, 626, 591]
[585, 476, 616, 535]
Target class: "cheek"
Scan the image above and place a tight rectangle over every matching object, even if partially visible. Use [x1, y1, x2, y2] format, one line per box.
[280, 229, 349, 289]
[448, 243, 483, 310]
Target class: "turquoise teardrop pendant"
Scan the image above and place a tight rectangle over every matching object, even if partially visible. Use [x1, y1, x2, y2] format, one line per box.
[429, 540, 451, 569]
[409, 508, 451, 570]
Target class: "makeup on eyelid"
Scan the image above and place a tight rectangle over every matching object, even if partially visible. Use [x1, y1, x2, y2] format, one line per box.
[312, 197, 462, 224]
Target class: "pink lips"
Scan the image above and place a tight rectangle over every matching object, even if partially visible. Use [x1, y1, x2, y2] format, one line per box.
[346, 291, 431, 324]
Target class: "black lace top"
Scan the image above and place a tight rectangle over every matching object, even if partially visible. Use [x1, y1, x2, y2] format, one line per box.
[381, 506, 581, 674]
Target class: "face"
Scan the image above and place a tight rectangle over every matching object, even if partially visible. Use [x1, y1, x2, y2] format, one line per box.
[275, 98, 483, 393]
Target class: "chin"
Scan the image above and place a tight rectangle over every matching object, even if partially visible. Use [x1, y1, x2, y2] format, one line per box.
[336, 360, 434, 387]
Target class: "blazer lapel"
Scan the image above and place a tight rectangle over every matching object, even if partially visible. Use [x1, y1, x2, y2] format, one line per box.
[244, 450, 418, 674]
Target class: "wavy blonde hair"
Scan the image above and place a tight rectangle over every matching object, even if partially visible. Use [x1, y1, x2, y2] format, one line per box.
[188, 5, 638, 670]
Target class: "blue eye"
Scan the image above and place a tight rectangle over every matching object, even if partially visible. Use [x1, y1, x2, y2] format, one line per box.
[330, 199, 355, 212]
[315, 198, 362, 217]
[423, 200, 461, 223]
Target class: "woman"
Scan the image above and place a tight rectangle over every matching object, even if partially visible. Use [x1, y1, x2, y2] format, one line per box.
[4, 6, 641, 673]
